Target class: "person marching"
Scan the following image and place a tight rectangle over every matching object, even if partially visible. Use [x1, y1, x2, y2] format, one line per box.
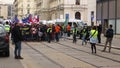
[73, 24, 78, 43]
[47, 25, 52, 43]
[89, 26, 98, 54]
[81, 26, 87, 45]
[55, 24, 61, 42]
[97, 24, 102, 43]
[4, 21, 10, 35]
[63, 25, 67, 40]
[67, 24, 71, 37]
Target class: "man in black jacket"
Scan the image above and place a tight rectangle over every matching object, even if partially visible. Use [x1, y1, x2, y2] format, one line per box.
[97, 24, 102, 43]
[12, 23, 23, 59]
[102, 24, 114, 52]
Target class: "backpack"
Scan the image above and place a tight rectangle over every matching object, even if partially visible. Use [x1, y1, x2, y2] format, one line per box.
[105, 29, 113, 38]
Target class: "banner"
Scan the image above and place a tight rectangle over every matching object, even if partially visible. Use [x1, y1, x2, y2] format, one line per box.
[64, 14, 69, 26]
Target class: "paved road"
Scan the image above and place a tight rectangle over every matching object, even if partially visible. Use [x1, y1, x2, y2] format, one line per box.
[0, 45, 24, 68]
[67, 34, 120, 49]
[22, 39, 120, 68]
[0, 36, 120, 68]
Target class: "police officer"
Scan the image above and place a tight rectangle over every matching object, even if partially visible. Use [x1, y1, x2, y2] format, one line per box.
[47, 26, 52, 43]
[4, 21, 10, 34]
[81, 26, 87, 45]
[73, 24, 78, 43]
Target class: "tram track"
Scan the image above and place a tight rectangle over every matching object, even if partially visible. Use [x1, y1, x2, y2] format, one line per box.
[24, 41, 120, 68]
[42, 41, 120, 67]
[42, 42, 99, 68]
[65, 39, 120, 56]
[67, 38, 120, 50]
[24, 42, 64, 68]
[24, 42, 98, 68]
[54, 40, 120, 63]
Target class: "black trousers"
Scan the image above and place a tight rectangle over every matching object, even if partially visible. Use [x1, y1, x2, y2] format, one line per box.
[97, 33, 101, 43]
[47, 33, 52, 43]
[91, 43, 96, 53]
[73, 34, 77, 43]
[55, 33, 59, 42]
[67, 31, 70, 37]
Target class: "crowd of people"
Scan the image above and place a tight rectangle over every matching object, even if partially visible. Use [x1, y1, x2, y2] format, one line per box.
[3, 21, 114, 59]
[10, 23, 72, 43]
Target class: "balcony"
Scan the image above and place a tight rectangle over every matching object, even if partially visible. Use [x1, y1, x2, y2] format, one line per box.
[38, 8, 49, 12]
[50, 0, 57, 3]
[36, 0, 42, 4]
[61, 4, 88, 9]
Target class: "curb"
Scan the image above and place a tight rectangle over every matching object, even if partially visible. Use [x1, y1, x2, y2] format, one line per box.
[96, 43, 120, 50]
[67, 38, 120, 50]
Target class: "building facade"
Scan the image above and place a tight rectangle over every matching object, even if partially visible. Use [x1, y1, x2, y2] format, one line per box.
[36, 0, 50, 20]
[0, 4, 8, 19]
[88, 0, 96, 26]
[0, 3, 13, 20]
[36, 0, 95, 25]
[97, 0, 120, 34]
[7, 4, 14, 19]
[14, 0, 37, 19]
[14, 0, 96, 25]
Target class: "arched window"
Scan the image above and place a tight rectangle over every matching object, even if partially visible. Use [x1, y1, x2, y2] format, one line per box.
[76, 0, 80, 5]
[75, 12, 81, 19]
[27, 9, 30, 14]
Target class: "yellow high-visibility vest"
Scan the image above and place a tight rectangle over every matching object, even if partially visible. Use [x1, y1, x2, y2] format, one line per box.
[5, 25, 10, 32]
[47, 28, 52, 33]
[73, 28, 78, 34]
[90, 30, 98, 38]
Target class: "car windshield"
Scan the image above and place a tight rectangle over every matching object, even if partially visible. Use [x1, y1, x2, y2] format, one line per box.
[79, 22, 84, 26]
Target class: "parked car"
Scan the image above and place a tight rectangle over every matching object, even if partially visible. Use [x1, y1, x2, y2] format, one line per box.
[0, 24, 9, 57]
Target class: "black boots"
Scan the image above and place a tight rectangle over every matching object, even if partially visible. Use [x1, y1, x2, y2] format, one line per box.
[15, 56, 23, 59]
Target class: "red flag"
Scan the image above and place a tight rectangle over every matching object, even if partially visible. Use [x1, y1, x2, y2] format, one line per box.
[33, 15, 39, 24]
[29, 14, 33, 23]
[36, 15, 39, 22]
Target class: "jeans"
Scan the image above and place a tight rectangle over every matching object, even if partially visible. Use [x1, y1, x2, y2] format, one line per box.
[103, 38, 113, 52]
[63, 33, 67, 40]
[14, 41, 22, 57]
[82, 35, 87, 45]
[55, 33, 59, 42]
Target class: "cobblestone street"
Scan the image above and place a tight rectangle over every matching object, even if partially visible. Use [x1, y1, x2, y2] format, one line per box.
[23, 38, 120, 68]
[0, 36, 119, 68]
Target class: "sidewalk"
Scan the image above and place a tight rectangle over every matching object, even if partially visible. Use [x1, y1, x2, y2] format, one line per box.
[66, 34, 120, 50]
[114, 35, 120, 39]
[100, 34, 120, 49]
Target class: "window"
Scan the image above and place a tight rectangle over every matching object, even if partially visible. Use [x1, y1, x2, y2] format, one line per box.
[75, 12, 81, 19]
[76, 0, 80, 5]
[27, 9, 30, 14]
[27, 4, 30, 7]
[27, 0, 30, 2]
